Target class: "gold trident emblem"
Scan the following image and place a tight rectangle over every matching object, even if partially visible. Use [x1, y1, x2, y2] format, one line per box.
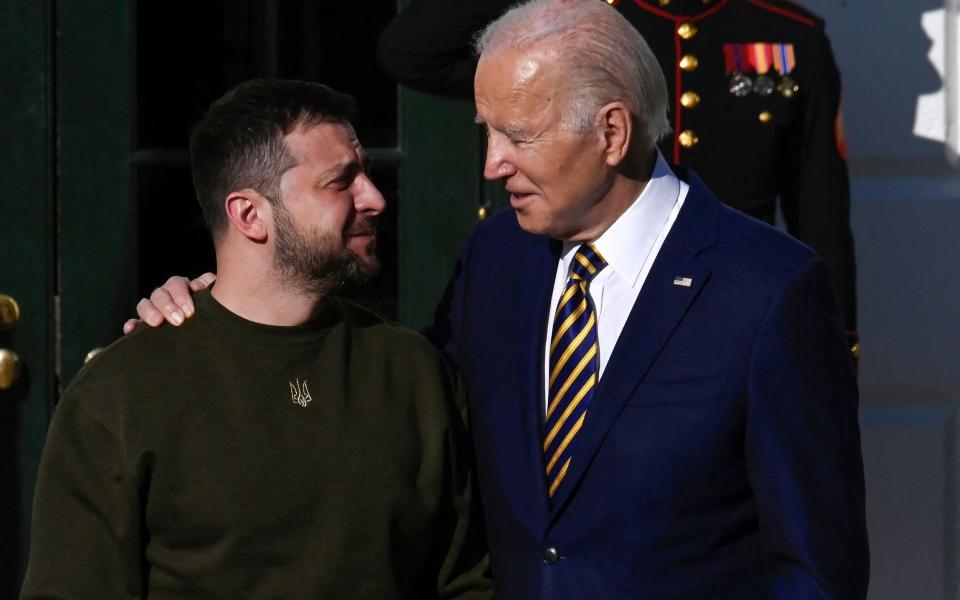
[289, 378, 312, 407]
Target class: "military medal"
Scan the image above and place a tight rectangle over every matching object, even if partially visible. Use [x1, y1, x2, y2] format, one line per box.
[729, 73, 753, 97]
[723, 44, 753, 97]
[725, 42, 800, 98]
[772, 43, 799, 98]
[777, 75, 798, 98]
[753, 76, 775, 96]
[750, 43, 775, 96]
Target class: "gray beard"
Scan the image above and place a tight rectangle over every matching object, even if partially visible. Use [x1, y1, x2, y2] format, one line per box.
[272, 204, 380, 297]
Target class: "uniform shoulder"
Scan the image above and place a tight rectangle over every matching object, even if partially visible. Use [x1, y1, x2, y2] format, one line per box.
[745, 0, 825, 29]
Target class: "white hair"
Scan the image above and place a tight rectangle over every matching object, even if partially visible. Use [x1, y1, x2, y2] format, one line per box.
[475, 0, 671, 150]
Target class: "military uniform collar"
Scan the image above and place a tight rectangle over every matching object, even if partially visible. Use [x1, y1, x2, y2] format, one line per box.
[626, 0, 729, 19]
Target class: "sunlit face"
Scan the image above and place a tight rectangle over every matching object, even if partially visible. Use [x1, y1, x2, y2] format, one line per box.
[474, 46, 614, 241]
[272, 121, 385, 293]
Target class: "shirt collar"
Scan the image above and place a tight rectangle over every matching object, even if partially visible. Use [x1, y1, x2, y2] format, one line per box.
[561, 150, 681, 287]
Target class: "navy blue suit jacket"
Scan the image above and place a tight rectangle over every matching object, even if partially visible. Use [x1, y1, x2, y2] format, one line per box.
[427, 168, 868, 599]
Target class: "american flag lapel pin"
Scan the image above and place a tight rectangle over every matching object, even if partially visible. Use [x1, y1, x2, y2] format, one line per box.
[673, 276, 693, 287]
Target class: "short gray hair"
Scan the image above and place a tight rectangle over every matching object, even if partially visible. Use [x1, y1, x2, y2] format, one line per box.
[475, 0, 670, 150]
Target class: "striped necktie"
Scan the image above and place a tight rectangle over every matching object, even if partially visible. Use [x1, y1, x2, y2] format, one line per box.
[544, 243, 607, 499]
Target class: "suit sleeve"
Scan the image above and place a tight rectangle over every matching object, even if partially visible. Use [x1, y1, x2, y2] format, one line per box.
[376, 0, 511, 99]
[423, 224, 480, 368]
[20, 398, 145, 599]
[745, 257, 868, 599]
[778, 30, 857, 347]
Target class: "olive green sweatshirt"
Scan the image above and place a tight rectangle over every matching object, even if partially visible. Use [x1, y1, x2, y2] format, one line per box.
[21, 289, 491, 599]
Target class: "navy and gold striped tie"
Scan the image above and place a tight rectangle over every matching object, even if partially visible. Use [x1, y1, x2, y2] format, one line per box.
[544, 243, 607, 499]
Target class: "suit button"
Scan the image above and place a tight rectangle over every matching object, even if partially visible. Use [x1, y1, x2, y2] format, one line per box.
[543, 547, 560, 564]
[679, 130, 699, 148]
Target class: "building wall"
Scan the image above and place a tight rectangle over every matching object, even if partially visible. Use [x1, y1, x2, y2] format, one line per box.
[803, 1, 960, 597]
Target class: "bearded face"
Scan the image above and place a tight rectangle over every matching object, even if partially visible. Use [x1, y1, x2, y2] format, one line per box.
[272, 200, 380, 296]
[269, 122, 385, 296]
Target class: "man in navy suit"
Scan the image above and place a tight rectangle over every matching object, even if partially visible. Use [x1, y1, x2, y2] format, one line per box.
[133, 1, 868, 597]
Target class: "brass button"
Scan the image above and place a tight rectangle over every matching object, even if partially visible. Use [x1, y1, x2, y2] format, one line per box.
[678, 130, 699, 148]
[0, 294, 20, 331]
[758, 110, 773, 124]
[84, 347, 105, 364]
[680, 91, 701, 108]
[679, 54, 699, 72]
[850, 342, 861, 358]
[677, 23, 697, 40]
[659, 0, 670, 5]
[0, 349, 21, 390]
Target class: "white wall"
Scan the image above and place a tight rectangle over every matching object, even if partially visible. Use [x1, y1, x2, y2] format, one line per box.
[802, 0, 959, 388]
[802, 1, 960, 597]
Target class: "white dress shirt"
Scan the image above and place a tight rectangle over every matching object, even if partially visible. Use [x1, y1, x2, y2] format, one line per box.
[543, 151, 689, 413]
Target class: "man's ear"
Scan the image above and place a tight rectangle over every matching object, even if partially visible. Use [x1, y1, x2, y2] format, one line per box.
[224, 189, 270, 242]
[598, 101, 633, 167]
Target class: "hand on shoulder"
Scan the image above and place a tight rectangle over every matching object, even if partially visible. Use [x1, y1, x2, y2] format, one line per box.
[122, 273, 216, 334]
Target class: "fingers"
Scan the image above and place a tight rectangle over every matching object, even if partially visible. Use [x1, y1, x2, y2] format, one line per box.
[189, 272, 217, 292]
[163, 275, 198, 319]
[133, 274, 207, 328]
[122, 319, 140, 336]
[136, 295, 169, 327]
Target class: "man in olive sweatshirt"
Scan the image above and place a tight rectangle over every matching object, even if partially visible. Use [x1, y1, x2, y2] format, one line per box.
[21, 79, 491, 600]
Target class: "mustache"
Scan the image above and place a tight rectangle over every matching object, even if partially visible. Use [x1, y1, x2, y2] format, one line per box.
[346, 218, 378, 238]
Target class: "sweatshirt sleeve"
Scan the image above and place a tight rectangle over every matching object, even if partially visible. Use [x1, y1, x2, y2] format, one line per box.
[20, 395, 145, 599]
[433, 366, 493, 600]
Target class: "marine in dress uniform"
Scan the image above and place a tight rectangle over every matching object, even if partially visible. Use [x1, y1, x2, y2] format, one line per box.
[378, 0, 859, 354]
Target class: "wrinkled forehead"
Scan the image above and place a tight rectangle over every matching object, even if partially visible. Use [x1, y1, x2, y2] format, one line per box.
[286, 120, 358, 152]
[280, 120, 365, 176]
[476, 45, 567, 111]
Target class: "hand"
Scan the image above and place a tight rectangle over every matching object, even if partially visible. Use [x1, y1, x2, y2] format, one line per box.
[122, 273, 216, 335]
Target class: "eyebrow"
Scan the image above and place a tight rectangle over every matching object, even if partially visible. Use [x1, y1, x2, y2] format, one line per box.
[475, 116, 529, 140]
[313, 152, 372, 186]
[503, 125, 529, 139]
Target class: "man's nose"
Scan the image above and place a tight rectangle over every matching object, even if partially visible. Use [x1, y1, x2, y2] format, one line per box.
[483, 141, 517, 180]
[355, 174, 386, 214]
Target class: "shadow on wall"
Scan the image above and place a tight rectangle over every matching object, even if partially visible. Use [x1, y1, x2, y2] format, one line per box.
[802, 0, 960, 391]
[806, 0, 947, 172]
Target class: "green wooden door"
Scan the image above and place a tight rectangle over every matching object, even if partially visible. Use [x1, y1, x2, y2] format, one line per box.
[1, 3, 56, 594]
[4, 0, 482, 590]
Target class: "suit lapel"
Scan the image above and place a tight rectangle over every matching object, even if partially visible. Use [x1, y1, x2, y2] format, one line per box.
[548, 175, 719, 515]
[497, 234, 560, 527]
